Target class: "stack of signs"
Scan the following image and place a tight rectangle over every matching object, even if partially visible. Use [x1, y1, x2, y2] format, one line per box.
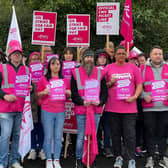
[84, 79, 100, 103]
[62, 61, 76, 80]
[67, 14, 90, 47]
[15, 74, 30, 97]
[29, 63, 44, 84]
[96, 2, 120, 35]
[49, 79, 66, 101]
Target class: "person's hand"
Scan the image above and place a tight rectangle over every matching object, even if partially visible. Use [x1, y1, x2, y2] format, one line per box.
[84, 101, 91, 107]
[28, 85, 33, 92]
[65, 90, 71, 99]
[107, 77, 117, 88]
[91, 101, 100, 106]
[144, 95, 152, 103]
[43, 88, 50, 95]
[4, 95, 17, 102]
[125, 96, 137, 103]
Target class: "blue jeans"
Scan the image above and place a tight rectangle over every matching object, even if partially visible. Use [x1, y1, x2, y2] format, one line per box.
[0, 112, 22, 168]
[76, 113, 101, 159]
[41, 110, 65, 160]
[31, 106, 44, 150]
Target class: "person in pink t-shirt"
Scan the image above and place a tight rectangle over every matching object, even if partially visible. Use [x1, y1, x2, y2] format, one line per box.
[37, 57, 71, 168]
[104, 45, 143, 168]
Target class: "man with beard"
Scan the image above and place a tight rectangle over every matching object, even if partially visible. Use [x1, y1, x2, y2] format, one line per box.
[141, 46, 168, 168]
[71, 49, 108, 168]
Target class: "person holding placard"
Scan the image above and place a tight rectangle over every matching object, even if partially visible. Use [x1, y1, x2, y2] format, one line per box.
[94, 49, 113, 157]
[104, 45, 143, 168]
[71, 49, 108, 168]
[141, 46, 168, 168]
[0, 40, 31, 168]
[37, 57, 71, 168]
[61, 47, 77, 157]
[27, 52, 46, 161]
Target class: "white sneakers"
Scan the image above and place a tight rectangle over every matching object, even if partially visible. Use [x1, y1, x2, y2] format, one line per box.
[46, 160, 53, 168]
[46, 160, 62, 168]
[0, 164, 4, 168]
[27, 149, 37, 160]
[114, 156, 123, 168]
[159, 156, 168, 168]
[10, 162, 23, 168]
[53, 160, 62, 168]
[39, 149, 46, 160]
[145, 157, 154, 168]
[27, 149, 46, 160]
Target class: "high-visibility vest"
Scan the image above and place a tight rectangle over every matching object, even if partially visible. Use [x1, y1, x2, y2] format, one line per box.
[0, 64, 29, 113]
[72, 66, 103, 115]
[141, 63, 168, 108]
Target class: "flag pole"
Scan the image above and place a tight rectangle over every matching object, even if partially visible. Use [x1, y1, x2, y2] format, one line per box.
[77, 47, 80, 62]
[41, 45, 45, 63]
[87, 134, 90, 168]
[127, 42, 129, 58]
[64, 133, 70, 158]
[106, 34, 109, 49]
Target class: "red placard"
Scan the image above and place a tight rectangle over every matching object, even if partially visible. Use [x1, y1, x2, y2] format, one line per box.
[63, 100, 77, 134]
[67, 14, 90, 47]
[32, 11, 57, 46]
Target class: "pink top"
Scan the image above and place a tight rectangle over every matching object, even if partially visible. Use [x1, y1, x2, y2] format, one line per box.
[36, 76, 70, 113]
[104, 63, 143, 113]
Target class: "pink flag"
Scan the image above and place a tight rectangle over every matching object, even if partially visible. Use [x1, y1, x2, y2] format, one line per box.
[82, 106, 98, 167]
[120, 0, 133, 50]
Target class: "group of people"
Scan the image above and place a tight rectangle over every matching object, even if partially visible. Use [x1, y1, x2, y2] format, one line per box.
[0, 40, 168, 168]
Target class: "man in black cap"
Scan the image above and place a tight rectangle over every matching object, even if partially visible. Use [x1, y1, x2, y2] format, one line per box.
[71, 49, 108, 168]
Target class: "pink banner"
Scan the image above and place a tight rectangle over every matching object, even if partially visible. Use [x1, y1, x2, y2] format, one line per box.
[116, 78, 133, 100]
[49, 79, 65, 100]
[151, 80, 167, 101]
[84, 80, 100, 102]
[15, 75, 30, 97]
[32, 11, 57, 46]
[62, 61, 76, 80]
[45, 53, 59, 69]
[67, 14, 90, 47]
[29, 63, 44, 84]
[120, 0, 133, 50]
[63, 100, 77, 134]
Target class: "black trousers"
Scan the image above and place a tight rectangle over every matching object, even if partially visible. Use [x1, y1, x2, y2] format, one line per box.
[108, 112, 137, 160]
[144, 111, 168, 157]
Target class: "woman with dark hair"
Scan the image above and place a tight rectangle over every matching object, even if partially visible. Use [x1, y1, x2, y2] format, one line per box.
[62, 47, 76, 61]
[37, 57, 71, 168]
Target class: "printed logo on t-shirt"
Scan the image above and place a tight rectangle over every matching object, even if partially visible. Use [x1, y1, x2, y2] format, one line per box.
[112, 73, 132, 79]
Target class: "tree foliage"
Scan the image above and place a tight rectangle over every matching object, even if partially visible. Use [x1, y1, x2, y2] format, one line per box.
[0, 0, 168, 57]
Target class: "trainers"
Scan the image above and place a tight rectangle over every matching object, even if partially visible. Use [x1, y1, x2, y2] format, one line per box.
[135, 147, 144, 157]
[75, 159, 85, 168]
[10, 162, 23, 168]
[27, 149, 37, 160]
[114, 156, 123, 168]
[128, 159, 136, 168]
[103, 148, 113, 158]
[39, 149, 46, 160]
[145, 157, 154, 168]
[53, 160, 61, 168]
[46, 159, 53, 168]
[159, 156, 168, 168]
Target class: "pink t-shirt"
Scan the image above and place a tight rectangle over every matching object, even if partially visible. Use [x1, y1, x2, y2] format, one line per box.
[36, 76, 70, 113]
[104, 63, 143, 113]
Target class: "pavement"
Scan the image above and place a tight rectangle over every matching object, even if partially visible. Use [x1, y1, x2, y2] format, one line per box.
[23, 154, 164, 168]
